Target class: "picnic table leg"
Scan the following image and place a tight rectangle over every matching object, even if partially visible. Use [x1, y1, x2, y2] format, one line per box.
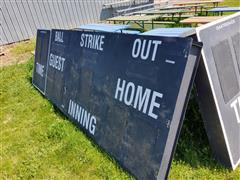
[151, 20, 154, 29]
[179, 13, 182, 20]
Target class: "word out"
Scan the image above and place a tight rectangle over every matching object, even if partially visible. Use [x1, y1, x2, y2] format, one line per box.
[132, 38, 162, 61]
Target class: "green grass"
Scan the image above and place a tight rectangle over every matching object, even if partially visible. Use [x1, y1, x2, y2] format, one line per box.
[10, 39, 35, 55]
[220, 0, 240, 6]
[0, 59, 132, 179]
[1, 54, 240, 180]
[1, 0, 240, 178]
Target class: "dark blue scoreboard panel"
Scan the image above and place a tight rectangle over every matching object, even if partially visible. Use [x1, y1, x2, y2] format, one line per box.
[32, 29, 51, 94]
[33, 29, 202, 179]
[195, 13, 240, 169]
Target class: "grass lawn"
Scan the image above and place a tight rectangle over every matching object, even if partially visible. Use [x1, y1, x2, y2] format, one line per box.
[1, 0, 240, 179]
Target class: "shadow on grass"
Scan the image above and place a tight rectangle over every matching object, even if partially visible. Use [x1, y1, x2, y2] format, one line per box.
[174, 87, 229, 171]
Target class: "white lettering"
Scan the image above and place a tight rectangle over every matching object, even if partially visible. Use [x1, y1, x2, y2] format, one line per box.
[124, 82, 135, 105]
[230, 96, 240, 123]
[115, 78, 163, 120]
[68, 100, 97, 135]
[133, 86, 151, 113]
[148, 91, 163, 119]
[49, 53, 65, 72]
[80, 33, 105, 51]
[36, 62, 44, 77]
[132, 39, 141, 58]
[114, 78, 126, 101]
[55, 31, 64, 43]
[132, 38, 162, 61]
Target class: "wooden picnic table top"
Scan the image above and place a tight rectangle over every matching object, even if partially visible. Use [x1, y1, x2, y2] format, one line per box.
[160, 4, 205, 10]
[174, 0, 223, 6]
[107, 15, 160, 21]
[180, 16, 225, 24]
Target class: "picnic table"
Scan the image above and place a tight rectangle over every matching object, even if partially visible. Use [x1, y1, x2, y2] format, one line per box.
[207, 7, 240, 15]
[133, 9, 193, 21]
[107, 15, 161, 29]
[174, 0, 223, 8]
[133, 4, 205, 15]
[180, 16, 225, 25]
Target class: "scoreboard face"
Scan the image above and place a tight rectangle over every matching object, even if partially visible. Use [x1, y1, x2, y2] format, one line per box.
[33, 29, 201, 179]
[32, 29, 51, 94]
[195, 13, 240, 169]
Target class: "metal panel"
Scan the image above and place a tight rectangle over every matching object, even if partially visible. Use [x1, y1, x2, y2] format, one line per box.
[2, 0, 19, 42]
[1, 0, 152, 45]
[21, 0, 37, 35]
[212, 40, 239, 103]
[195, 12, 240, 169]
[33, 29, 202, 179]
[43, 1, 56, 29]
[17, 1, 34, 37]
[69, 1, 79, 27]
[52, 1, 64, 28]
[48, 1, 60, 28]
[10, 0, 29, 39]
[37, 1, 51, 29]
[62, 0, 74, 28]
[0, 23, 8, 45]
[33, 1, 46, 28]
[59, 0, 71, 28]
[6, 0, 25, 40]
[231, 32, 240, 72]
[27, 0, 42, 29]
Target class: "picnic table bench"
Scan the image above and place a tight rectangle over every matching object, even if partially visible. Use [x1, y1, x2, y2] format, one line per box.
[180, 16, 225, 25]
[107, 15, 169, 29]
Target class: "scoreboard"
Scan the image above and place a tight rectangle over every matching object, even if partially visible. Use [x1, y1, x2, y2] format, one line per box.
[195, 13, 240, 169]
[32, 29, 202, 179]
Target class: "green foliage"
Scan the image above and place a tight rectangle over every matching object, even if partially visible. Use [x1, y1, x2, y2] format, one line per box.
[220, 0, 240, 6]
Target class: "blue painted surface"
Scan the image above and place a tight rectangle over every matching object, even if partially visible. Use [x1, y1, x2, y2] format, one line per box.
[121, 30, 141, 34]
[208, 7, 240, 12]
[142, 28, 194, 37]
[79, 23, 130, 32]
